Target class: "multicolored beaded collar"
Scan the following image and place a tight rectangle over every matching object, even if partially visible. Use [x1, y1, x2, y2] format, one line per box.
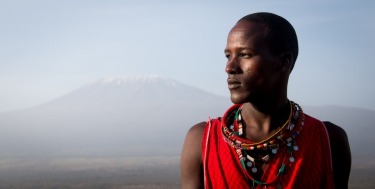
[221, 101, 305, 187]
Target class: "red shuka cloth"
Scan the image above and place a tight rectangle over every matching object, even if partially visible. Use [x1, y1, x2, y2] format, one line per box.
[202, 104, 335, 189]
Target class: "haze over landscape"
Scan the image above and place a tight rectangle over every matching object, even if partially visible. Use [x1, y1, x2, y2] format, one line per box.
[1, 0, 374, 113]
[1, 0, 374, 188]
[0, 75, 374, 188]
[0, 76, 231, 158]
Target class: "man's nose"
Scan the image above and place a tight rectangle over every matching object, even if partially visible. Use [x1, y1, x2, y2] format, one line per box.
[225, 57, 240, 74]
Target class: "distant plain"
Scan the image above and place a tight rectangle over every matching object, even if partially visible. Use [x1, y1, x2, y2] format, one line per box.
[0, 156, 374, 189]
[0, 76, 374, 189]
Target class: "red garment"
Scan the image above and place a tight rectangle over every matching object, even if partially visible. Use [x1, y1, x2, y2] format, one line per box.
[202, 104, 335, 189]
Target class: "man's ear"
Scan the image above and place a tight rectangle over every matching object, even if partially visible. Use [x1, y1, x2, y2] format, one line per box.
[278, 52, 294, 72]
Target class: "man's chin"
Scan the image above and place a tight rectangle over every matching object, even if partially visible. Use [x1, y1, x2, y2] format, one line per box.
[230, 94, 247, 105]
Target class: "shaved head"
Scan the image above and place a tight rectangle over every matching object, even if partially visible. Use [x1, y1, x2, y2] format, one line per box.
[238, 12, 298, 70]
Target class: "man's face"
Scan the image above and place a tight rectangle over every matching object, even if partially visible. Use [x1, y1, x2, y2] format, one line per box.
[224, 21, 282, 104]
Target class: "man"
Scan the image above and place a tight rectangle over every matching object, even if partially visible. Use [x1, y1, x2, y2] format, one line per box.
[181, 12, 351, 189]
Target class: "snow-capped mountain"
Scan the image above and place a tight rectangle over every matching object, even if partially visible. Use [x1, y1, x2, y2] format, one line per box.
[0, 75, 232, 157]
[0, 75, 374, 161]
[49, 75, 227, 109]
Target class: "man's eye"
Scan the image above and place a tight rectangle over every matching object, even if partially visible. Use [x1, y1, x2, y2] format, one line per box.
[239, 53, 251, 58]
[225, 54, 231, 59]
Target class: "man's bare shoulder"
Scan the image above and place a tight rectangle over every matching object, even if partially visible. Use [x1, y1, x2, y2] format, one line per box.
[187, 122, 207, 138]
[194, 122, 207, 128]
[182, 121, 207, 157]
[180, 122, 207, 189]
[323, 121, 349, 140]
[181, 122, 207, 159]
[323, 121, 351, 189]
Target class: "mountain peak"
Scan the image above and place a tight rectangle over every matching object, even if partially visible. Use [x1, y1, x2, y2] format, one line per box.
[91, 75, 177, 87]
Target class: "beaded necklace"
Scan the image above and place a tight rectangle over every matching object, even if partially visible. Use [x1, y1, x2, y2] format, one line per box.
[221, 101, 305, 187]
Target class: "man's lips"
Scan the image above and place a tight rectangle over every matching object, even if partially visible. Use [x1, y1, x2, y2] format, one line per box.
[227, 78, 241, 89]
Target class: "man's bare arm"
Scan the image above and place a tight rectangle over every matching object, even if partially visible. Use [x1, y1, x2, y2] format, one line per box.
[323, 121, 351, 189]
[181, 122, 206, 189]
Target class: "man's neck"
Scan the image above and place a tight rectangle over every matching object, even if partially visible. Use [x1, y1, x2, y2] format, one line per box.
[240, 99, 290, 142]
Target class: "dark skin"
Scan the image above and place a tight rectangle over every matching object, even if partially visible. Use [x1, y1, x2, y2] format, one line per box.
[324, 121, 352, 189]
[180, 21, 351, 188]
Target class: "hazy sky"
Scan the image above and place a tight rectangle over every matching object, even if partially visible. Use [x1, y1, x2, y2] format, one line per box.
[1, 0, 374, 112]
